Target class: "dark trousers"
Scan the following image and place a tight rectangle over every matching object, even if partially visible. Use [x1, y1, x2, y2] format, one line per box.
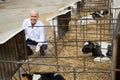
[26, 39, 47, 56]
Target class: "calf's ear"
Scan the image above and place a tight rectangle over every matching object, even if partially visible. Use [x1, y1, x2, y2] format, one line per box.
[22, 73, 31, 80]
[22, 73, 28, 77]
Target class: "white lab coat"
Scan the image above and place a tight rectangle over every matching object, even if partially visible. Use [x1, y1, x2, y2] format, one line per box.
[22, 18, 47, 46]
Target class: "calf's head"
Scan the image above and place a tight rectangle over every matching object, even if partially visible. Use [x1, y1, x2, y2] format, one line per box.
[90, 12, 101, 19]
[22, 73, 41, 80]
[81, 41, 105, 57]
[81, 41, 95, 53]
[106, 45, 112, 58]
[22, 72, 65, 80]
[92, 43, 104, 57]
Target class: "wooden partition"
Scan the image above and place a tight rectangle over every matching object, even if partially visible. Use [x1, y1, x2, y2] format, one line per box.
[0, 30, 26, 79]
[59, 0, 85, 15]
[47, 10, 71, 39]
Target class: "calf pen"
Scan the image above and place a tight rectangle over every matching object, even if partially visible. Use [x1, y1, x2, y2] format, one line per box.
[0, 0, 120, 80]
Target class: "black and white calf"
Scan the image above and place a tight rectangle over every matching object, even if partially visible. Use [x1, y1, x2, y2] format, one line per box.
[81, 41, 112, 61]
[90, 9, 109, 19]
[77, 9, 109, 25]
[22, 72, 65, 80]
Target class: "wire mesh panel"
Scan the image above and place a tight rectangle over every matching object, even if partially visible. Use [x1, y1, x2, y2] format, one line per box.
[8, 61, 112, 80]
[14, 0, 112, 80]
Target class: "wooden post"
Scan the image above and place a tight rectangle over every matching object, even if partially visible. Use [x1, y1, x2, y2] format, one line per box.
[112, 33, 120, 80]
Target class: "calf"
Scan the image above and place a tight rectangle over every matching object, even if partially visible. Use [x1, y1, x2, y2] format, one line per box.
[81, 41, 112, 58]
[90, 9, 109, 19]
[77, 15, 95, 25]
[81, 41, 104, 57]
[22, 72, 65, 80]
[77, 9, 109, 25]
[106, 44, 112, 58]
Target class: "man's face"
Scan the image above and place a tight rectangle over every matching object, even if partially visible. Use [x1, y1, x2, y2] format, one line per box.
[30, 11, 39, 25]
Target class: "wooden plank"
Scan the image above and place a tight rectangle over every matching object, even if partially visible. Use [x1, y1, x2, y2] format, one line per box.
[0, 30, 26, 79]
[112, 33, 120, 80]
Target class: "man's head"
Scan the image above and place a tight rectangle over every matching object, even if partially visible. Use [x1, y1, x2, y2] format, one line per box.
[29, 10, 39, 26]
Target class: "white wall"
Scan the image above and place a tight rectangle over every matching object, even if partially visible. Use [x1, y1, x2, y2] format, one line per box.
[113, 0, 120, 8]
[112, 0, 120, 19]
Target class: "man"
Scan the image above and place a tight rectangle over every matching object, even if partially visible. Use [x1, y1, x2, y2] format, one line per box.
[22, 10, 47, 56]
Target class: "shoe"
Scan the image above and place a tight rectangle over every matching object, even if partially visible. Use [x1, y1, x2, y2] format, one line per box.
[40, 51, 45, 56]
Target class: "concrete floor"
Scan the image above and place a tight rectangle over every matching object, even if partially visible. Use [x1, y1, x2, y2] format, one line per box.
[0, 0, 76, 44]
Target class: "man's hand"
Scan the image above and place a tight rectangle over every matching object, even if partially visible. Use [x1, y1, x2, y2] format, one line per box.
[35, 43, 41, 52]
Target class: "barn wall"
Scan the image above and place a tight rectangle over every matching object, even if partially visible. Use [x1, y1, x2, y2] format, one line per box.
[112, 0, 120, 31]
[0, 30, 26, 79]
[111, 0, 120, 38]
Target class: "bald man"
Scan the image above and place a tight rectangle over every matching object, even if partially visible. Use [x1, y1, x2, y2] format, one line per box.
[22, 10, 47, 56]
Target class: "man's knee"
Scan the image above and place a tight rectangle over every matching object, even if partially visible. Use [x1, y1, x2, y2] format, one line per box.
[40, 44, 47, 51]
